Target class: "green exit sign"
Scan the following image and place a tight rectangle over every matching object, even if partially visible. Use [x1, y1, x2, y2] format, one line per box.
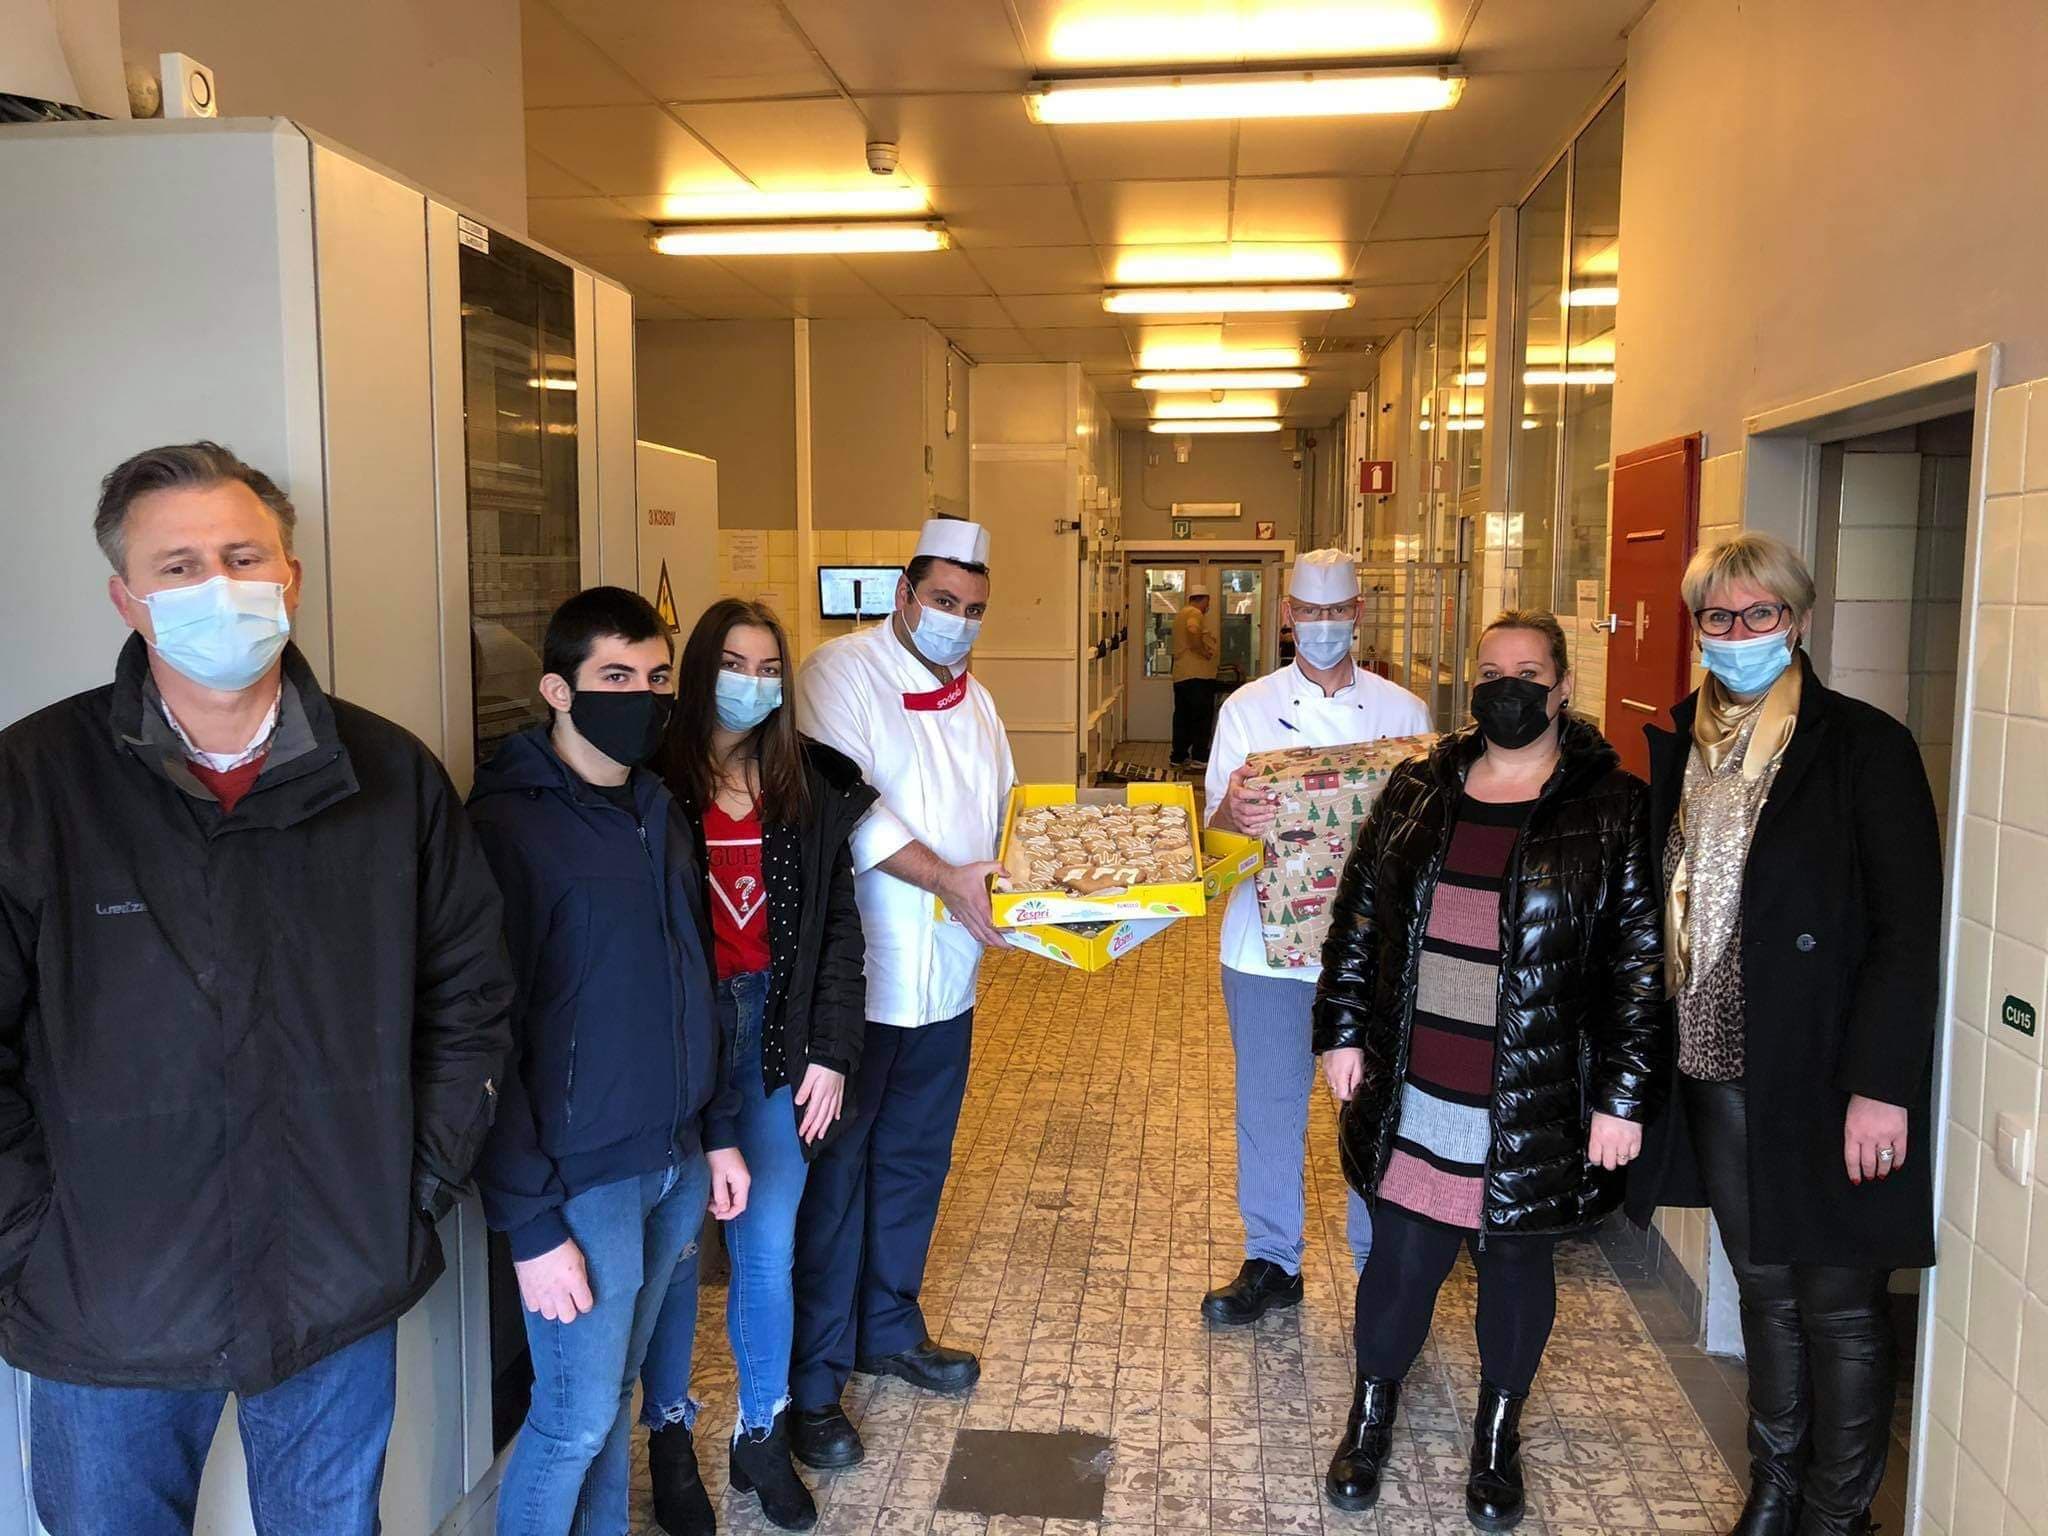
[2004, 995, 2038, 1038]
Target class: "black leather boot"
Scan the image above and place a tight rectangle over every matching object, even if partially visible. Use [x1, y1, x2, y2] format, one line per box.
[1201, 1259, 1305, 1326]
[1465, 1382, 1526, 1532]
[1325, 1375, 1400, 1512]
[1732, 1479, 1801, 1535]
[856, 1338, 981, 1394]
[730, 1410, 819, 1531]
[647, 1423, 716, 1536]
[789, 1403, 864, 1469]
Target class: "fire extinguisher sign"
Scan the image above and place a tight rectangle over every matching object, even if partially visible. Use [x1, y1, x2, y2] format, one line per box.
[1360, 460, 1395, 495]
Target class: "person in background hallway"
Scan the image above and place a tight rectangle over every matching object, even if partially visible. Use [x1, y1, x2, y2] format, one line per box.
[469, 588, 748, 1536]
[1316, 609, 1666, 1531]
[1627, 534, 1938, 1536]
[0, 442, 512, 1536]
[785, 517, 1014, 1471]
[1200, 549, 1429, 1329]
[1170, 584, 1219, 767]
[1277, 620, 1296, 666]
[639, 598, 875, 1535]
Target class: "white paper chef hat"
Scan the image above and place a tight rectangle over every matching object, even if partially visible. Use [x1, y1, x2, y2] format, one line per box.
[914, 517, 991, 568]
[1289, 548, 1360, 605]
[1187, 582, 1209, 597]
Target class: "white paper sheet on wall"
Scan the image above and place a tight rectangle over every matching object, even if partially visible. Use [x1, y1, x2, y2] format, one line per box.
[729, 531, 767, 580]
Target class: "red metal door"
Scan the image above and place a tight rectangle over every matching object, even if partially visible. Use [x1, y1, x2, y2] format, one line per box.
[1602, 433, 1701, 779]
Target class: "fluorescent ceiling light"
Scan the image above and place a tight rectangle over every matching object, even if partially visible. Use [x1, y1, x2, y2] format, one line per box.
[1137, 344, 1303, 370]
[1134, 370, 1309, 391]
[1523, 367, 1617, 385]
[1114, 245, 1345, 285]
[654, 187, 929, 221]
[1153, 397, 1280, 419]
[528, 378, 577, 391]
[1104, 286, 1352, 314]
[1048, 6, 1442, 65]
[1027, 66, 1464, 124]
[652, 222, 950, 256]
[1148, 419, 1283, 434]
[1563, 286, 1619, 307]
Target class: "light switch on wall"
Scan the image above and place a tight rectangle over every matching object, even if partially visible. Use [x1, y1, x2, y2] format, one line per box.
[1994, 1112, 2034, 1187]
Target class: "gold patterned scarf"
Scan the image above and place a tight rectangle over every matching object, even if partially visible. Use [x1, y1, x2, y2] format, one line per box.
[1665, 659, 1802, 993]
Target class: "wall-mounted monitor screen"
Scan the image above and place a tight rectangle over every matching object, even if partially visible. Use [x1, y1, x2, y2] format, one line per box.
[819, 565, 902, 620]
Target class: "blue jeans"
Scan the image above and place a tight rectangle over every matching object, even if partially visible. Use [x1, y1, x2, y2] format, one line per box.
[643, 971, 811, 1438]
[30, 1324, 397, 1536]
[497, 1156, 710, 1536]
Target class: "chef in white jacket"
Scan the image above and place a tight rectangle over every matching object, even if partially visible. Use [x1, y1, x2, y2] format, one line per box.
[786, 516, 1013, 1470]
[1200, 548, 1431, 1328]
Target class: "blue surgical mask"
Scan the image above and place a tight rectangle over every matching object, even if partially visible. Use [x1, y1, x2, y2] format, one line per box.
[1701, 629, 1797, 696]
[1293, 618, 1355, 671]
[130, 573, 292, 692]
[715, 671, 783, 731]
[912, 603, 980, 668]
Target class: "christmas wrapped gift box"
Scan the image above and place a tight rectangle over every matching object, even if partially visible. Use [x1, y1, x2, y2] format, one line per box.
[1243, 733, 1437, 970]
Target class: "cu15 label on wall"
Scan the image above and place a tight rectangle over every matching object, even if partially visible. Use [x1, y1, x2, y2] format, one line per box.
[2004, 995, 2037, 1039]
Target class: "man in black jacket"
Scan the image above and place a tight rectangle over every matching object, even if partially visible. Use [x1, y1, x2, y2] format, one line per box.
[0, 442, 513, 1535]
[469, 587, 747, 1535]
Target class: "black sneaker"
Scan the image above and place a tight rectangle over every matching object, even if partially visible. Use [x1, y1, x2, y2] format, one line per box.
[1200, 1259, 1304, 1325]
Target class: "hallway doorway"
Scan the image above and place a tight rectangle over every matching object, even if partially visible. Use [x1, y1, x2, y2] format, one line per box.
[1124, 548, 1286, 748]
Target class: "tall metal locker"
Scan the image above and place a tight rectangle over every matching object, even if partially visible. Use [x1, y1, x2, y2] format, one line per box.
[0, 117, 642, 1535]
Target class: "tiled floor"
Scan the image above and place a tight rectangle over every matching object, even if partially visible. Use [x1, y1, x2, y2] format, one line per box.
[626, 912, 1759, 1536]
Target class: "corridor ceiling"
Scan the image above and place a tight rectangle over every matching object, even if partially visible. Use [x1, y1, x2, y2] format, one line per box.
[522, 0, 1641, 425]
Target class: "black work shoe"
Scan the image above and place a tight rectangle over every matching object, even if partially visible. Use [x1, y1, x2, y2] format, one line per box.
[1201, 1259, 1304, 1326]
[729, 1410, 819, 1531]
[647, 1423, 716, 1536]
[1325, 1374, 1400, 1511]
[1466, 1382, 1527, 1531]
[1731, 1480, 1800, 1535]
[789, 1404, 864, 1470]
[857, 1338, 982, 1395]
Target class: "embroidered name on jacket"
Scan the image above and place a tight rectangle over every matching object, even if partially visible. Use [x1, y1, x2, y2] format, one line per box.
[94, 900, 149, 917]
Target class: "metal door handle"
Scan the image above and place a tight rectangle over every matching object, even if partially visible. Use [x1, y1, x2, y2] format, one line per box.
[1592, 613, 1633, 633]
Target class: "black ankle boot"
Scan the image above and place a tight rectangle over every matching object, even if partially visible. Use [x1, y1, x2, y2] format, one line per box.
[1732, 1479, 1801, 1535]
[1466, 1382, 1526, 1532]
[730, 1410, 819, 1532]
[1325, 1375, 1400, 1512]
[647, 1423, 716, 1536]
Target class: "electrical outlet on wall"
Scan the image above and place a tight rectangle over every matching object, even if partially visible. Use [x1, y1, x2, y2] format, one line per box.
[1995, 1112, 2033, 1187]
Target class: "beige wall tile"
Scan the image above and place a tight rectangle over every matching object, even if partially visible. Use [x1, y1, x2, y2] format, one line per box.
[2027, 382, 2048, 493]
[1990, 384, 2030, 497]
[1975, 606, 2014, 713]
[1962, 815, 2001, 926]
[1950, 1025, 1987, 1135]
[1968, 1244, 2026, 1383]
[1957, 919, 1995, 1030]
[2006, 718, 2048, 834]
[1981, 496, 2023, 606]
[1833, 526, 1920, 601]
[1929, 1320, 1968, 1434]
[1946, 1129, 1981, 1242]
[1994, 826, 2048, 945]
[1961, 1346, 2018, 1486]
[2011, 607, 2048, 719]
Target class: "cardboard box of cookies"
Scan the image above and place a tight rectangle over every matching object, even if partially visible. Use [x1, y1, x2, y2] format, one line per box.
[982, 782, 1208, 927]
[1244, 733, 1436, 970]
[1007, 828, 1266, 971]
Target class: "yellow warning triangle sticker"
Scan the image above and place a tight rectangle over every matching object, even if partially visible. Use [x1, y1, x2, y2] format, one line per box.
[654, 561, 679, 630]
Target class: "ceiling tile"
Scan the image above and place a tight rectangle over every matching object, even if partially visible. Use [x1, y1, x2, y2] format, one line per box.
[635, 296, 704, 320]
[1402, 69, 1616, 174]
[944, 327, 1041, 360]
[546, 0, 835, 100]
[525, 106, 746, 197]
[1234, 115, 1422, 178]
[1076, 180, 1232, 245]
[528, 147, 602, 198]
[522, 0, 648, 107]
[790, 291, 909, 319]
[892, 295, 1016, 327]
[965, 245, 1108, 294]
[868, 95, 1067, 188]
[1371, 170, 1523, 239]
[583, 245, 787, 304]
[1051, 122, 1235, 182]
[1229, 178, 1394, 243]
[932, 184, 1092, 249]
[1345, 281, 1449, 318]
[999, 293, 1113, 328]
[645, 291, 796, 319]
[1458, 0, 1639, 71]
[1286, 387, 1353, 415]
[1319, 304, 1406, 336]
[1353, 235, 1483, 286]
[1025, 327, 1136, 362]
[835, 249, 994, 296]
[673, 98, 872, 187]
[780, 0, 1027, 91]
[706, 254, 881, 298]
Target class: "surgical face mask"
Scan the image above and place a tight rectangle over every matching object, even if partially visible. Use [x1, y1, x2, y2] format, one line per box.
[715, 671, 783, 732]
[911, 602, 980, 668]
[1292, 617, 1355, 671]
[1471, 676, 1557, 750]
[129, 573, 292, 693]
[1701, 629, 1797, 696]
[569, 689, 673, 769]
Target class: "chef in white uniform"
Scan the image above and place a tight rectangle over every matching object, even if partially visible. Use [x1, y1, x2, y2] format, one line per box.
[786, 516, 1013, 1469]
[1199, 548, 1431, 1327]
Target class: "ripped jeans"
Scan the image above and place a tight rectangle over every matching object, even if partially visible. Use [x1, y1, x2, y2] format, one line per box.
[642, 970, 811, 1440]
[497, 1156, 709, 1536]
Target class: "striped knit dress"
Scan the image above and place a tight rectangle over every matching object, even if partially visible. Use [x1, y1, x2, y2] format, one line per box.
[1377, 793, 1535, 1231]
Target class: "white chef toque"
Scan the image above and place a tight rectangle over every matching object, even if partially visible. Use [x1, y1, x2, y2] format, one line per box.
[1187, 583, 1209, 598]
[1289, 548, 1360, 605]
[913, 517, 992, 568]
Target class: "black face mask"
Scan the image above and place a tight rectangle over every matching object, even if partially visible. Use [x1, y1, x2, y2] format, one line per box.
[569, 689, 674, 769]
[1471, 676, 1556, 750]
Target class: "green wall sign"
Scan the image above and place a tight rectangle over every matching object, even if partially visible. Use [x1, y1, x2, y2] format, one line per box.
[2003, 995, 2038, 1039]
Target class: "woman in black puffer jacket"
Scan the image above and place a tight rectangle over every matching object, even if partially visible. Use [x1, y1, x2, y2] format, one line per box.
[1312, 610, 1667, 1532]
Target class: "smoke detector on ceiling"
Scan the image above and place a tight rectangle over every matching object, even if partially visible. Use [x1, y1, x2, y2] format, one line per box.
[865, 141, 900, 175]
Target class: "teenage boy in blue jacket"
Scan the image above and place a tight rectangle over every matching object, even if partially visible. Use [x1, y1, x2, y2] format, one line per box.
[469, 587, 748, 1536]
